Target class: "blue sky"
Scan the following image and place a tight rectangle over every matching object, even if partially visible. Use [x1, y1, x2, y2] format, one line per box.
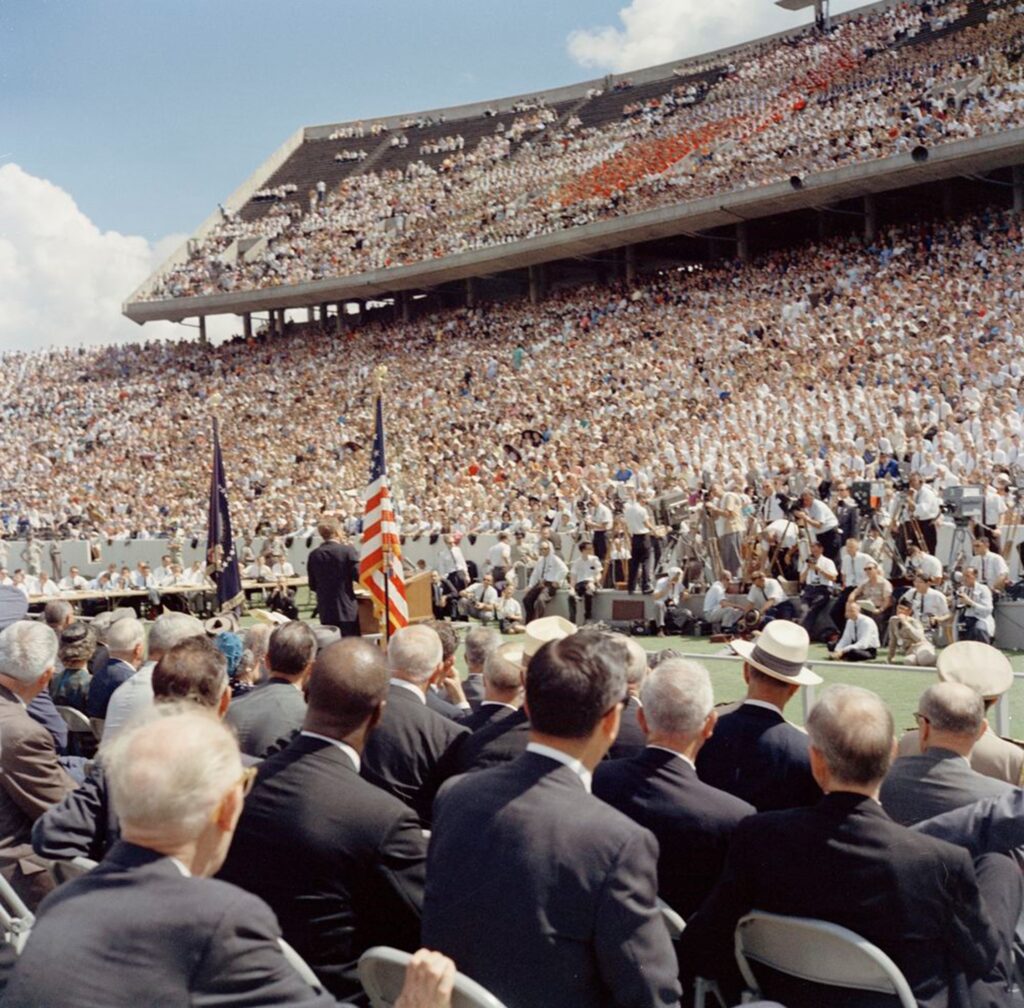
[1, 0, 860, 348]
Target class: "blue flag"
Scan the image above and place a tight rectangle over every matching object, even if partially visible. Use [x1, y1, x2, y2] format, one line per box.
[206, 418, 244, 612]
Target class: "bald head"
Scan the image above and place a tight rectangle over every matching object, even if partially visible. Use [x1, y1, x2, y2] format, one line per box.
[304, 638, 389, 739]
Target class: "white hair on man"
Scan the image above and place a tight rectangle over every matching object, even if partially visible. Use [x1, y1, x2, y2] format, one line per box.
[484, 648, 522, 692]
[104, 705, 242, 849]
[387, 625, 443, 684]
[622, 637, 649, 688]
[0, 621, 58, 683]
[464, 626, 500, 669]
[640, 658, 714, 736]
[148, 612, 204, 657]
[106, 617, 146, 657]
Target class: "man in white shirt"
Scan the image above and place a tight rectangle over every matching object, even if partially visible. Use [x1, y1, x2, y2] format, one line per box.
[703, 571, 741, 631]
[485, 532, 512, 588]
[521, 541, 568, 622]
[459, 574, 499, 622]
[969, 538, 1009, 593]
[828, 600, 880, 662]
[905, 544, 943, 585]
[586, 494, 614, 573]
[902, 574, 952, 644]
[269, 551, 295, 579]
[622, 490, 655, 594]
[746, 570, 786, 628]
[569, 542, 603, 625]
[799, 542, 838, 638]
[435, 534, 470, 592]
[244, 558, 273, 580]
[794, 490, 840, 562]
[955, 567, 995, 645]
[58, 567, 89, 593]
[652, 566, 689, 636]
[34, 571, 60, 599]
[906, 474, 940, 555]
[495, 584, 525, 634]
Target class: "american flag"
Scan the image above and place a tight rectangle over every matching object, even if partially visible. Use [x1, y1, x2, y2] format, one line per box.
[358, 394, 408, 637]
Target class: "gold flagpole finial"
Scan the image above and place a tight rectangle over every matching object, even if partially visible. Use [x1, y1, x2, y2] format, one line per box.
[372, 365, 388, 394]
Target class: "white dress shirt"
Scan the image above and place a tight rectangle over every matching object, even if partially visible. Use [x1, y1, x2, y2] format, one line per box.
[835, 614, 881, 654]
[390, 677, 426, 703]
[299, 731, 361, 772]
[525, 741, 592, 792]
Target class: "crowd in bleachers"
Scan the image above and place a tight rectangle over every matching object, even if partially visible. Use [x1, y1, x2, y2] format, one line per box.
[142, 0, 1024, 301]
[3, 206, 1024, 556]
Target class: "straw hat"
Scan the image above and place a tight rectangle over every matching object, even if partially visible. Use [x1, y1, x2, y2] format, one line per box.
[730, 620, 822, 686]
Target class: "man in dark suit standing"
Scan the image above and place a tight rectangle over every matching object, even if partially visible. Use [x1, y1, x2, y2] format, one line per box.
[361, 625, 467, 823]
[696, 620, 823, 811]
[594, 658, 754, 919]
[881, 681, 1015, 826]
[680, 684, 1022, 1008]
[307, 516, 360, 637]
[422, 629, 681, 1008]
[0, 621, 77, 909]
[218, 638, 427, 1001]
[225, 621, 315, 758]
[4, 708, 337, 1006]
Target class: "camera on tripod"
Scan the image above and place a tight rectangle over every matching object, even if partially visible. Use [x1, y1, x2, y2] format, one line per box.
[941, 485, 984, 526]
[850, 480, 885, 516]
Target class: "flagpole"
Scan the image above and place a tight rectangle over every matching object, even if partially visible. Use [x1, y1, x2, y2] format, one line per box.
[375, 366, 392, 645]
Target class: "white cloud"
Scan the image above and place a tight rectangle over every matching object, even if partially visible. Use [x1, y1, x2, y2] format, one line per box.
[567, 0, 863, 73]
[0, 164, 235, 352]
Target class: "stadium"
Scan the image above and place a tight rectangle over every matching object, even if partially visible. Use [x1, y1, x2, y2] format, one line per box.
[2, 0, 1024, 1003]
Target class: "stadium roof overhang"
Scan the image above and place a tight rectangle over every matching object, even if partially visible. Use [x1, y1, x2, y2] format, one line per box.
[122, 127, 1024, 326]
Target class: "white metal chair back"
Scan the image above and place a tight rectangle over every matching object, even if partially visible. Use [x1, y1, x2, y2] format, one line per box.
[735, 911, 917, 1008]
[50, 856, 98, 887]
[657, 898, 685, 940]
[56, 705, 92, 734]
[278, 938, 323, 990]
[0, 872, 34, 953]
[358, 946, 507, 1008]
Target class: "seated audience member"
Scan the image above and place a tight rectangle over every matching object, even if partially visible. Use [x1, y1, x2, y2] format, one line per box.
[458, 573, 498, 622]
[42, 599, 74, 637]
[49, 622, 97, 714]
[0, 621, 77, 908]
[680, 685, 1023, 1008]
[495, 583, 525, 633]
[460, 625, 499, 709]
[86, 616, 146, 728]
[6, 708, 340, 1007]
[897, 642, 1023, 785]
[827, 599, 879, 662]
[423, 621, 470, 722]
[569, 541, 603, 624]
[422, 629, 681, 1008]
[218, 639, 427, 1000]
[456, 642, 523, 733]
[520, 540, 567, 621]
[594, 658, 755, 918]
[955, 567, 995, 644]
[703, 570, 741, 632]
[429, 571, 458, 621]
[886, 597, 936, 666]
[880, 682, 1014, 826]
[607, 635, 648, 760]
[361, 625, 468, 823]
[33, 637, 232, 863]
[225, 621, 316, 757]
[696, 620, 823, 811]
[102, 612, 205, 742]
[652, 565, 689, 636]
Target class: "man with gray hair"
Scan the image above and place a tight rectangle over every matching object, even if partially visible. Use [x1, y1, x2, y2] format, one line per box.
[226, 621, 317, 758]
[361, 624, 468, 824]
[6, 707, 338, 1006]
[461, 625, 500, 709]
[87, 616, 146, 729]
[0, 620, 76, 908]
[458, 642, 523, 733]
[594, 658, 755, 919]
[681, 684, 1022, 1007]
[880, 682, 1014, 826]
[608, 634, 649, 760]
[102, 612, 206, 742]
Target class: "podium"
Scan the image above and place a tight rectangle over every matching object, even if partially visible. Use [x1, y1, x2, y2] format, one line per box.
[356, 571, 433, 636]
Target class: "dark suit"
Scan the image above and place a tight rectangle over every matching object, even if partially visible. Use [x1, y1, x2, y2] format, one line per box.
[915, 788, 1024, 856]
[462, 672, 484, 709]
[361, 682, 467, 824]
[2, 841, 335, 1007]
[425, 686, 468, 722]
[306, 539, 360, 632]
[679, 792, 1020, 1008]
[695, 701, 822, 811]
[218, 734, 426, 1000]
[423, 751, 681, 1008]
[880, 747, 1015, 827]
[32, 761, 119, 863]
[593, 747, 755, 918]
[458, 702, 518, 734]
[607, 695, 646, 760]
[225, 678, 307, 758]
[0, 686, 76, 908]
[86, 658, 135, 719]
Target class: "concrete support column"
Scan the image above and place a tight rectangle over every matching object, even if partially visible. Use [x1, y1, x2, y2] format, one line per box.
[1014, 166, 1024, 213]
[864, 194, 878, 244]
[942, 179, 954, 219]
[242, 313, 252, 340]
[319, 302, 329, 323]
[198, 316, 207, 344]
[528, 265, 542, 305]
[816, 210, 827, 242]
[306, 307, 315, 324]
[735, 223, 749, 263]
[465, 277, 476, 308]
[274, 310, 284, 336]
[400, 291, 411, 323]
[624, 245, 637, 283]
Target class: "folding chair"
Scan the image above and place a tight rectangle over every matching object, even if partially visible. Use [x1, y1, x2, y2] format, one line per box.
[654, 900, 725, 1008]
[657, 897, 685, 940]
[278, 938, 323, 991]
[0, 872, 35, 953]
[734, 911, 916, 1008]
[358, 946, 507, 1008]
[50, 856, 98, 888]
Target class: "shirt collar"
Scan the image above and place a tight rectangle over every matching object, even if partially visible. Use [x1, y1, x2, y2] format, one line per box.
[481, 700, 518, 710]
[299, 731, 361, 772]
[646, 744, 696, 770]
[743, 698, 784, 715]
[390, 677, 427, 703]
[526, 742, 592, 792]
[168, 857, 191, 878]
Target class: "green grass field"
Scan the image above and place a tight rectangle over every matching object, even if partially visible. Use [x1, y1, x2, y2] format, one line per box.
[275, 589, 1024, 737]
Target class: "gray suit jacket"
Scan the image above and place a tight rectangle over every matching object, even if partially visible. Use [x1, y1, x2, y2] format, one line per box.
[880, 747, 1014, 826]
[225, 679, 306, 758]
[914, 788, 1024, 857]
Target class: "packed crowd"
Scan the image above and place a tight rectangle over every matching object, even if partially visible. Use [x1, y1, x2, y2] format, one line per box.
[142, 0, 1024, 300]
[5, 206, 1024, 551]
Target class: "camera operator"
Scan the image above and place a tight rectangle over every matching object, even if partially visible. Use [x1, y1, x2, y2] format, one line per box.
[902, 573, 952, 645]
[569, 541, 603, 624]
[793, 490, 840, 563]
[905, 543, 943, 586]
[971, 481, 1007, 550]
[756, 480, 787, 524]
[905, 473, 940, 555]
[585, 492, 613, 569]
[799, 541, 838, 639]
[968, 537, 1010, 594]
[652, 565, 689, 637]
[886, 597, 936, 666]
[956, 567, 995, 644]
[830, 481, 860, 544]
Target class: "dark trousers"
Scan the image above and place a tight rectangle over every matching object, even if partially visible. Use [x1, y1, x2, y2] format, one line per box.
[592, 531, 608, 562]
[628, 534, 652, 593]
[828, 646, 876, 662]
[817, 528, 841, 564]
[960, 617, 991, 645]
[522, 584, 551, 621]
[339, 620, 361, 637]
[572, 581, 594, 621]
[964, 853, 1023, 1008]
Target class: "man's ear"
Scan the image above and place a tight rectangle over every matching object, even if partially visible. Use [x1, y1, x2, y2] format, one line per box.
[218, 686, 231, 720]
[637, 706, 650, 738]
[368, 699, 386, 732]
